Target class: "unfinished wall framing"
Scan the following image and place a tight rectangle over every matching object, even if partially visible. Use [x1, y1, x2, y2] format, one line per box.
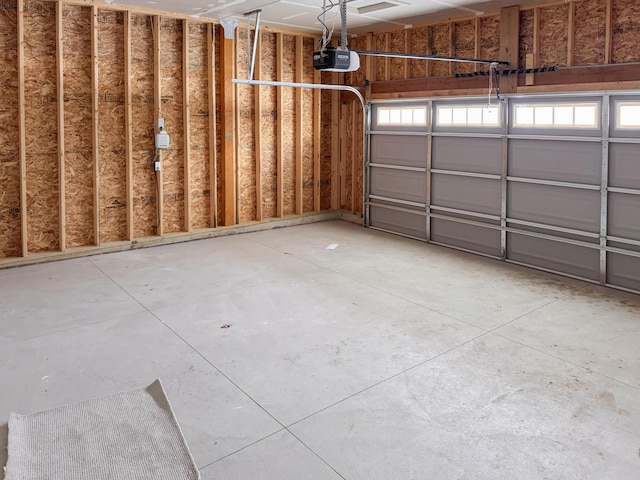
[0, 0, 329, 262]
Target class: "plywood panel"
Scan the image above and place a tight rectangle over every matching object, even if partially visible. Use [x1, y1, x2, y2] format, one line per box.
[281, 34, 296, 217]
[453, 20, 475, 75]
[25, 0, 59, 252]
[0, 1, 21, 257]
[260, 32, 277, 219]
[160, 18, 184, 233]
[236, 28, 256, 223]
[611, 0, 640, 64]
[519, 9, 534, 69]
[408, 26, 429, 79]
[431, 23, 450, 77]
[63, 4, 94, 248]
[539, 4, 569, 68]
[302, 37, 315, 213]
[373, 32, 387, 82]
[188, 22, 211, 230]
[389, 29, 406, 80]
[97, 9, 126, 243]
[349, 35, 367, 86]
[479, 15, 500, 63]
[574, 0, 606, 66]
[130, 13, 156, 238]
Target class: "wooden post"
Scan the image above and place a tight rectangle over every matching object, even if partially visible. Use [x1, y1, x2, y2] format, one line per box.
[220, 19, 237, 225]
[18, 0, 27, 256]
[254, 30, 263, 221]
[124, 12, 134, 241]
[330, 73, 340, 210]
[449, 22, 455, 76]
[499, 5, 520, 93]
[313, 68, 321, 212]
[340, 103, 348, 209]
[276, 32, 284, 217]
[567, 1, 575, 67]
[350, 103, 357, 212]
[605, 0, 612, 64]
[384, 33, 390, 81]
[56, 1, 66, 251]
[207, 23, 217, 228]
[474, 17, 480, 73]
[183, 19, 192, 232]
[365, 32, 373, 81]
[426, 26, 433, 78]
[91, 6, 100, 245]
[153, 15, 163, 235]
[295, 35, 304, 215]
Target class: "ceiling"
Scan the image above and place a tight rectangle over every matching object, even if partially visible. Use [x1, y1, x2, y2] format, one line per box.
[109, 0, 540, 34]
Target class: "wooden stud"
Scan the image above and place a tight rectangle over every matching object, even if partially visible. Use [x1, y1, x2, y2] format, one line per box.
[525, 53, 535, 86]
[474, 17, 480, 73]
[313, 67, 321, 212]
[56, 2, 66, 251]
[384, 33, 390, 81]
[207, 23, 217, 228]
[295, 35, 304, 215]
[124, 12, 134, 241]
[183, 19, 191, 232]
[153, 15, 163, 235]
[426, 26, 433, 78]
[403, 29, 409, 79]
[17, 0, 27, 256]
[533, 8, 539, 69]
[449, 22, 455, 76]
[499, 5, 520, 93]
[340, 103, 348, 209]
[254, 30, 263, 221]
[220, 23, 236, 225]
[91, 6, 100, 245]
[605, 0, 612, 64]
[567, 1, 575, 67]
[365, 32, 374, 82]
[330, 73, 340, 210]
[276, 33, 284, 218]
[350, 103, 357, 212]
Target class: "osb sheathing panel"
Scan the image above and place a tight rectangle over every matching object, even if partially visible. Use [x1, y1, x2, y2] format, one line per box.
[539, 4, 569, 67]
[131, 14, 156, 238]
[319, 90, 332, 211]
[281, 34, 296, 217]
[453, 20, 475, 75]
[187, 22, 210, 230]
[24, 1, 59, 252]
[408, 26, 429, 79]
[302, 37, 315, 213]
[479, 15, 500, 63]
[519, 9, 534, 69]
[349, 35, 367, 86]
[63, 5, 94, 248]
[373, 33, 387, 81]
[574, 0, 605, 65]
[0, 2, 21, 257]
[97, 9, 126, 243]
[611, 0, 640, 64]
[430, 23, 450, 77]
[389, 29, 406, 80]
[260, 32, 277, 219]
[236, 31, 257, 223]
[160, 18, 184, 233]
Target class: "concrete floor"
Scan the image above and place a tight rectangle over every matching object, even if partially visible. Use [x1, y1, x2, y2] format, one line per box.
[1, 220, 639, 479]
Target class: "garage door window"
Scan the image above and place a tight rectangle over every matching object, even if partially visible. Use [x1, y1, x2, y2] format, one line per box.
[436, 105, 500, 127]
[513, 103, 598, 128]
[616, 102, 640, 129]
[377, 106, 427, 126]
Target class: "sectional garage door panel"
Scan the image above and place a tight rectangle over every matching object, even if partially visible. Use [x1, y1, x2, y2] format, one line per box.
[508, 139, 602, 185]
[507, 233, 600, 281]
[369, 205, 427, 239]
[431, 175, 501, 216]
[370, 135, 428, 168]
[431, 219, 501, 257]
[608, 193, 640, 241]
[508, 182, 601, 233]
[609, 143, 640, 189]
[432, 137, 502, 174]
[607, 253, 640, 292]
[370, 168, 427, 204]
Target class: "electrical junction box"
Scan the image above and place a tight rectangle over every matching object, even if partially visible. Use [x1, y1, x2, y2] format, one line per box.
[155, 131, 170, 149]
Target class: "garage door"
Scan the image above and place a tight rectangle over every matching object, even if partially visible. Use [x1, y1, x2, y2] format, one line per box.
[366, 94, 640, 295]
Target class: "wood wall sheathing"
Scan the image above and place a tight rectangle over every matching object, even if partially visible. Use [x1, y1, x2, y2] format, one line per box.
[373, 32, 388, 81]
[573, 0, 606, 66]
[352, 102, 363, 215]
[24, 0, 59, 253]
[349, 35, 367, 86]
[130, 13, 156, 238]
[340, 102, 353, 210]
[0, 1, 21, 257]
[453, 20, 476, 75]
[302, 36, 315, 213]
[62, 4, 93, 248]
[159, 18, 184, 233]
[430, 23, 450, 77]
[281, 34, 296, 217]
[611, 0, 640, 64]
[539, 4, 569, 68]
[479, 15, 500, 64]
[518, 9, 534, 69]
[236, 29, 257, 223]
[389, 29, 406, 80]
[188, 22, 211, 230]
[260, 32, 277, 220]
[408, 26, 429, 79]
[319, 89, 333, 211]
